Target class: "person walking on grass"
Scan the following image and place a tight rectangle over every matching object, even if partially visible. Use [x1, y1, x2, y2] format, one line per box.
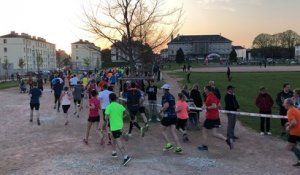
[105, 93, 132, 166]
[224, 85, 240, 140]
[60, 87, 72, 125]
[83, 89, 101, 144]
[256, 87, 274, 135]
[125, 82, 145, 137]
[176, 93, 190, 142]
[198, 86, 233, 151]
[276, 83, 293, 136]
[29, 82, 42, 125]
[283, 98, 300, 167]
[160, 84, 183, 154]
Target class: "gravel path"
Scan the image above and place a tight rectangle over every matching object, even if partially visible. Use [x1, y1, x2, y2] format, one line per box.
[0, 74, 299, 174]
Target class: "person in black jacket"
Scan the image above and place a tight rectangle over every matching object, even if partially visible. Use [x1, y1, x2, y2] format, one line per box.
[224, 85, 240, 140]
[190, 84, 203, 118]
[276, 83, 293, 136]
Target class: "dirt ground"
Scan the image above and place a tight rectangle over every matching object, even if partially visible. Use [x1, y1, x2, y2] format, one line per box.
[0, 71, 300, 175]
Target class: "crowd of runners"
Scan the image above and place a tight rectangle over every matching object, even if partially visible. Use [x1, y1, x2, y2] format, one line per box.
[25, 68, 300, 167]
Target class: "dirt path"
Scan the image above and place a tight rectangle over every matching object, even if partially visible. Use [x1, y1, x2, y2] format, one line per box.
[0, 77, 299, 174]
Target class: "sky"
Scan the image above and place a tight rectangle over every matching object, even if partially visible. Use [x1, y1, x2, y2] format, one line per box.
[0, 0, 299, 54]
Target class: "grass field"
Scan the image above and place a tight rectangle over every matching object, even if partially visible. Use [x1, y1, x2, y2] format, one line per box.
[0, 81, 18, 90]
[173, 71, 300, 137]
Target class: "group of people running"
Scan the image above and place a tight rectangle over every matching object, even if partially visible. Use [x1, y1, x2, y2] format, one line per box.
[27, 69, 300, 167]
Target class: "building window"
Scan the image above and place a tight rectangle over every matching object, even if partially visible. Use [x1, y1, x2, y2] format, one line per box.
[4, 47, 7, 53]
[75, 45, 78, 49]
[3, 39, 7, 44]
[76, 56, 79, 60]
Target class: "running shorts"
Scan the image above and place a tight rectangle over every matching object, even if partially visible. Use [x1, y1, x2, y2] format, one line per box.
[88, 116, 100, 123]
[161, 117, 177, 127]
[111, 130, 122, 139]
[203, 118, 221, 129]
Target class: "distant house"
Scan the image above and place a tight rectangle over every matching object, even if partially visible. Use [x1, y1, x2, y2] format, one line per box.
[233, 46, 247, 60]
[167, 34, 232, 60]
[0, 31, 56, 72]
[160, 48, 168, 59]
[295, 44, 300, 59]
[111, 40, 141, 62]
[71, 40, 101, 70]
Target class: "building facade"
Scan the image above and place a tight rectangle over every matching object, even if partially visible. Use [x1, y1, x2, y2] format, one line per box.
[295, 44, 300, 61]
[111, 41, 140, 62]
[233, 46, 247, 60]
[167, 34, 232, 60]
[71, 40, 101, 70]
[0, 31, 56, 72]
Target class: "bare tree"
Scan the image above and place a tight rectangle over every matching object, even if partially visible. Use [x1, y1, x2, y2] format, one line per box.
[83, 57, 91, 70]
[2, 58, 9, 81]
[83, 0, 183, 72]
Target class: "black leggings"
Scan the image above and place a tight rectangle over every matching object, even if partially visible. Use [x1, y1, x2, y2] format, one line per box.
[54, 94, 61, 109]
[128, 109, 141, 134]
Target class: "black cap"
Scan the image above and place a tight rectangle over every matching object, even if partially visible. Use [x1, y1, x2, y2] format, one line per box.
[227, 85, 235, 90]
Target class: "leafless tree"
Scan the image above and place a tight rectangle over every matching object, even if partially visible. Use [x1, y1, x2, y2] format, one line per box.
[83, 0, 183, 71]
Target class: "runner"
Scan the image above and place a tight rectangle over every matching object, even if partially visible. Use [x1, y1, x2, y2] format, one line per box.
[98, 84, 112, 145]
[83, 89, 101, 144]
[125, 82, 145, 137]
[86, 79, 98, 99]
[175, 93, 190, 142]
[73, 81, 85, 118]
[29, 82, 42, 125]
[105, 93, 132, 166]
[60, 86, 72, 125]
[52, 78, 63, 112]
[283, 98, 300, 167]
[198, 85, 233, 151]
[159, 84, 182, 154]
[69, 74, 79, 90]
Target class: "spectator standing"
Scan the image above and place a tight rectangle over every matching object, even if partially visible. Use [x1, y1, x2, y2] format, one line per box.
[276, 83, 293, 136]
[293, 89, 300, 109]
[256, 87, 274, 135]
[224, 85, 240, 140]
[146, 80, 159, 122]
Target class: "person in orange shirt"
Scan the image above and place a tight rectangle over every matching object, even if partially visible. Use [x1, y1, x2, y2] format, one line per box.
[284, 98, 300, 167]
[175, 93, 189, 142]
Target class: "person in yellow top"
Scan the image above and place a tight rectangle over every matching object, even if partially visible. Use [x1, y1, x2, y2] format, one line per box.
[284, 98, 300, 167]
[82, 75, 89, 87]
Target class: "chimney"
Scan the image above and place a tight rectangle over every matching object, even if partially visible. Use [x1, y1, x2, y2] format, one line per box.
[171, 34, 174, 40]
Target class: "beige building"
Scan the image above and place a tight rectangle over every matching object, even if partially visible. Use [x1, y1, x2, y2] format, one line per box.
[71, 40, 101, 70]
[0, 31, 56, 72]
[167, 34, 232, 60]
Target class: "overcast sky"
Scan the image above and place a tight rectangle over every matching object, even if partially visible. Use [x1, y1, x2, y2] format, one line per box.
[0, 0, 299, 53]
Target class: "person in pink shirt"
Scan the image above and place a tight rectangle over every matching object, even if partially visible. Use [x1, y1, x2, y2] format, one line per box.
[176, 93, 190, 142]
[83, 89, 101, 144]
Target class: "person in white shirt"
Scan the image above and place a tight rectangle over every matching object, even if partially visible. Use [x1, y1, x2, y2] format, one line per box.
[69, 75, 79, 89]
[60, 86, 72, 125]
[98, 84, 112, 144]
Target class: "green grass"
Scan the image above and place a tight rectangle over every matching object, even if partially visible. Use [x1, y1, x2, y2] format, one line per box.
[172, 71, 300, 137]
[0, 81, 18, 89]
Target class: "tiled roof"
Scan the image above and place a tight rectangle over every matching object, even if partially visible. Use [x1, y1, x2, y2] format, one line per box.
[0, 31, 54, 45]
[169, 35, 232, 44]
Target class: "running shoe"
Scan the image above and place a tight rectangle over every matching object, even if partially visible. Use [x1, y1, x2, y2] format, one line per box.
[197, 145, 208, 151]
[267, 132, 272, 135]
[260, 132, 265, 136]
[163, 143, 174, 151]
[148, 118, 152, 122]
[156, 118, 160, 122]
[175, 147, 183, 154]
[122, 156, 132, 166]
[145, 123, 150, 131]
[226, 139, 233, 150]
[141, 127, 145, 137]
[293, 161, 300, 167]
[112, 152, 118, 158]
[29, 119, 33, 123]
[37, 119, 40, 126]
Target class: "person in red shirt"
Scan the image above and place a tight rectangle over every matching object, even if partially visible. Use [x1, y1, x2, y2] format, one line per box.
[83, 89, 101, 144]
[284, 98, 300, 167]
[176, 93, 189, 142]
[198, 85, 233, 151]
